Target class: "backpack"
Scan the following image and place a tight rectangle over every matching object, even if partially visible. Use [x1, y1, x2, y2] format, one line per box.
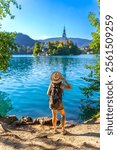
[49, 82, 63, 109]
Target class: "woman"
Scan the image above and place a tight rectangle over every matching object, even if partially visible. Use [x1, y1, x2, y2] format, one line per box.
[47, 71, 72, 135]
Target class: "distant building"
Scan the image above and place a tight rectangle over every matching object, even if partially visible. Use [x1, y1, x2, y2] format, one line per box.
[62, 26, 67, 44]
[43, 42, 48, 49]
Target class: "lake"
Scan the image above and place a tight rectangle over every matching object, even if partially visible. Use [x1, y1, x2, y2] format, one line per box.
[0, 55, 98, 121]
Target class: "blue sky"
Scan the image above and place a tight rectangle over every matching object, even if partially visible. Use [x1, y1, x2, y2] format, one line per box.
[1, 0, 99, 40]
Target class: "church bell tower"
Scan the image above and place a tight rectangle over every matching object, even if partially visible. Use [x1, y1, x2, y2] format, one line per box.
[62, 26, 67, 44]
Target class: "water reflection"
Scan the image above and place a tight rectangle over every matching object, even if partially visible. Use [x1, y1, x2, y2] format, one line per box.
[0, 91, 12, 116]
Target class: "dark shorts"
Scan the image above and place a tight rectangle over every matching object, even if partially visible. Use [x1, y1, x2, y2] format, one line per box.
[49, 99, 64, 111]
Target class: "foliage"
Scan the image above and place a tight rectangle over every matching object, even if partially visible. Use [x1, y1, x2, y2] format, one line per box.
[0, 0, 21, 21]
[88, 12, 100, 53]
[79, 59, 100, 120]
[79, 58, 100, 121]
[47, 40, 81, 55]
[0, 91, 12, 116]
[0, 1, 20, 116]
[88, 1, 100, 53]
[79, 0, 100, 121]
[79, 99, 99, 121]
[0, 0, 21, 72]
[86, 112, 100, 122]
[0, 31, 17, 71]
[33, 42, 44, 56]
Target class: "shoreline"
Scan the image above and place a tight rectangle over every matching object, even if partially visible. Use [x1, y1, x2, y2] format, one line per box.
[0, 115, 79, 127]
[0, 115, 100, 150]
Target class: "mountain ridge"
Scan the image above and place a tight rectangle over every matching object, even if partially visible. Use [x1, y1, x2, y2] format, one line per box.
[15, 33, 91, 48]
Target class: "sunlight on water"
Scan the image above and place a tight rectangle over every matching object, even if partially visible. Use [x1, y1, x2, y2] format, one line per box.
[0, 55, 98, 121]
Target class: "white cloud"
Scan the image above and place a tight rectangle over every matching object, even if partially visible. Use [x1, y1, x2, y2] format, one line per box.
[38, 35, 52, 40]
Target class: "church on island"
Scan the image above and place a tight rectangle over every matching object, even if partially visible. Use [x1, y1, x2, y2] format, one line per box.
[38, 26, 78, 56]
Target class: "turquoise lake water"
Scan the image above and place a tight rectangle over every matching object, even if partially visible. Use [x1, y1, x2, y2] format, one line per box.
[0, 55, 98, 121]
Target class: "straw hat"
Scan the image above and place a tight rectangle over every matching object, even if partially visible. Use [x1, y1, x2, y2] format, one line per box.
[51, 71, 62, 83]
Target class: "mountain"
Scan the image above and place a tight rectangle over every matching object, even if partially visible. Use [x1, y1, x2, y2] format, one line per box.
[69, 38, 91, 48]
[39, 37, 91, 48]
[15, 33, 91, 48]
[15, 33, 36, 47]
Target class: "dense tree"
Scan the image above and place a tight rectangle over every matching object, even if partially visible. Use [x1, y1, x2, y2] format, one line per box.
[0, 32, 17, 71]
[47, 40, 81, 55]
[0, 0, 21, 72]
[79, 0, 100, 121]
[33, 42, 43, 56]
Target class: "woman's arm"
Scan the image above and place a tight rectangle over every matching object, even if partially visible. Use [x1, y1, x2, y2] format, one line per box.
[61, 77, 72, 90]
[47, 82, 52, 96]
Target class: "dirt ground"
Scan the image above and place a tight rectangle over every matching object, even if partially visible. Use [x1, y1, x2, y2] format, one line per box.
[0, 118, 100, 150]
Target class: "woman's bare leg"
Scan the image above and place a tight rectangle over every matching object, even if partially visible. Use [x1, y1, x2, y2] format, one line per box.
[52, 109, 57, 131]
[59, 109, 66, 131]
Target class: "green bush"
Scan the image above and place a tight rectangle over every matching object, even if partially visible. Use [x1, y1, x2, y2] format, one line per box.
[79, 98, 100, 121]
